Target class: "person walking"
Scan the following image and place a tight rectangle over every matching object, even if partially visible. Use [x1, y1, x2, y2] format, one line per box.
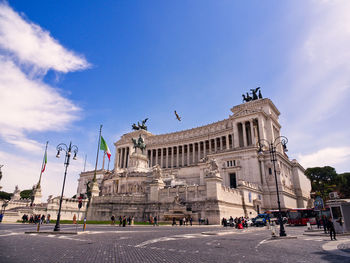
[316, 216, 321, 229]
[322, 215, 328, 234]
[172, 217, 176, 226]
[111, 215, 115, 225]
[189, 217, 193, 226]
[119, 216, 122, 227]
[327, 217, 336, 241]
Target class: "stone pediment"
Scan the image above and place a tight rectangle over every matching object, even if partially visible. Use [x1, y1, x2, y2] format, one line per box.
[234, 108, 259, 118]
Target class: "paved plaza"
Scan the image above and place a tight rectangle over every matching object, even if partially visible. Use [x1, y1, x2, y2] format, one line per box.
[0, 223, 349, 263]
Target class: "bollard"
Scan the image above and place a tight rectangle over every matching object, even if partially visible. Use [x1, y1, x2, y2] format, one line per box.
[307, 221, 311, 230]
[37, 223, 40, 232]
[83, 217, 87, 231]
[270, 222, 276, 237]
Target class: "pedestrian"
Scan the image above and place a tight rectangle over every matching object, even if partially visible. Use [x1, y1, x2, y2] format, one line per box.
[46, 214, 50, 224]
[111, 215, 115, 225]
[316, 216, 321, 229]
[119, 216, 122, 227]
[172, 217, 176, 226]
[0, 213, 3, 223]
[128, 216, 131, 225]
[322, 215, 328, 234]
[206, 218, 209, 225]
[154, 216, 158, 226]
[41, 214, 46, 224]
[189, 217, 193, 226]
[122, 216, 126, 227]
[327, 217, 336, 241]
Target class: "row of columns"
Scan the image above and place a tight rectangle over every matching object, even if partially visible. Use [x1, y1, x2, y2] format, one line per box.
[117, 147, 129, 168]
[236, 119, 257, 148]
[148, 134, 234, 168]
[116, 119, 261, 169]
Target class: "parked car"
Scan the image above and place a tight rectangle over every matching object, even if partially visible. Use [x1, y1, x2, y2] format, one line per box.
[254, 214, 270, 226]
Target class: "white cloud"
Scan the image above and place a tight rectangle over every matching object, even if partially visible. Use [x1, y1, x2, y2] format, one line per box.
[0, 2, 90, 198]
[278, 1, 350, 174]
[0, 2, 89, 73]
[286, 0, 350, 122]
[0, 57, 80, 151]
[297, 147, 350, 171]
[0, 3, 89, 151]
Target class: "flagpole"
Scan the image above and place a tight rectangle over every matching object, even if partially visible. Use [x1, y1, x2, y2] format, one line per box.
[37, 141, 48, 189]
[93, 125, 102, 182]
[83, 125, 102, 231]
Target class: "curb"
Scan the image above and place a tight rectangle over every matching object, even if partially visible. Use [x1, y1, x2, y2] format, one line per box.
[24, 231, 78, 235]
[271, 235, 297, 240]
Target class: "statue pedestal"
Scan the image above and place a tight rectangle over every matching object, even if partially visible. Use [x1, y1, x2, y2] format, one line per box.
[128, 152, 149, 173]
[12, 186, 21, 201]
[91, 181, 100, 197]
[33, 187, 42, 204]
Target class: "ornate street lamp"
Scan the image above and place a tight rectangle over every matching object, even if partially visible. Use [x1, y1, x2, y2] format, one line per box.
[258, 136, 288, 237]
[54, 142, 78, 232]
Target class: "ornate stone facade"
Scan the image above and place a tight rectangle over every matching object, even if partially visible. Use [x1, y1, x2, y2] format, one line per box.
[81, 98, 311, 224]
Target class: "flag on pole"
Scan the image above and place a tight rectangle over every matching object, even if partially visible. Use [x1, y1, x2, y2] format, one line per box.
[41, 150, 47, 173]
[100, 136, 111, 160]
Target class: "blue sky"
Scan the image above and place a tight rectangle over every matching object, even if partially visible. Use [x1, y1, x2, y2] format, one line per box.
[0, 1, 349, 199]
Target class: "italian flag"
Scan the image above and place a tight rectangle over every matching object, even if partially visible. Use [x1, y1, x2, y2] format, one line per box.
[41, 151, 47, 173]
[100, 136, 111, 160]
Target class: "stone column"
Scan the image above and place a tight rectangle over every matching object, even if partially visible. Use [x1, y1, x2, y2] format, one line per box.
[214, 138, 217, 152]
[226, 135, 229, 149]
[220, 137, 223, 151]
[121, 148, 125, 168]
[160, 148, 164, 168]
[242, 122, 247, 147]
[176, 146, 179, 167]
[125, 147, 129, 168]
[118, 149, 121, 168]
[170, 147, 173, 167]
[258, 118, 266, 141]
[155, 148, 159, 166]
[187, 144, 190, 166]
[198, 142, 201, 161]
[182, 145, 185, 166]
[250, 120, 255, 146]
[192, 144, 196, 164]
[233, 122, 239, 148]
[209, 139, 212, 153]
[203, 141, 207, 157]
[166, 147, 169, 168]
[150, 149, 154, 167]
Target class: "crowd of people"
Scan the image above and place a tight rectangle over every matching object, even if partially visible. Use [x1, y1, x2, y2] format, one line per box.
[21, 214, 50, 224]
[221, 216, 250, 229]
[171, 216, 195, 226]
[110, 215, 134, 227]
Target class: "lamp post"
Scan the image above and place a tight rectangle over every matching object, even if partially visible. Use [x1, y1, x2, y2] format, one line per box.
[54, 142, 78, 232]
[258, 136, 288, 237]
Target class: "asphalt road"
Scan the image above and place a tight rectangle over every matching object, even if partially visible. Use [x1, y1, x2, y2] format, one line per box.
[0, 223, 349, 263]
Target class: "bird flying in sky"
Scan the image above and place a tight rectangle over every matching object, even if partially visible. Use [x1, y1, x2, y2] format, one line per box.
[174, 110, 181, 121]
